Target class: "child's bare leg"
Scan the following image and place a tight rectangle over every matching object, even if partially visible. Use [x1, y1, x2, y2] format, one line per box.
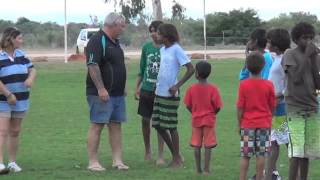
[142, 117, 151, 160]
[203, 147, 212, 175]
[265, 141, 279, 180]
[256, 156, 265, 180]
[289, 157, 299, 180]
[299, 158, 309, 180]
[154, 127, 174, 154]
[169, 129, 183, 168]
[156, 132, 166, 165]
[194, 147, 202, 174]
[240, 157, 250, 180]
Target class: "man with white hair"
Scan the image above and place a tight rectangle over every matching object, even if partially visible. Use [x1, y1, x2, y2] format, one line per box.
[86, 12, 128, 171]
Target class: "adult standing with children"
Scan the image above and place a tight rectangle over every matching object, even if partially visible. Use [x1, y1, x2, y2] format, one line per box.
[86, 12, 128, 171]
[0, 27, 36, 174]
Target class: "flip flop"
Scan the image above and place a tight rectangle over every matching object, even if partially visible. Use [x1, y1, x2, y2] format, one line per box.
[87, 165, 106, 172]
[112, 164, 129, 170]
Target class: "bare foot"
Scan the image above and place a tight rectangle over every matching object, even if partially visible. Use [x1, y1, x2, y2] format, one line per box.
[144, 153, 152, 161]
[168, 160, 183, 169]
[203, 171, 210, 176]
[156, 158, 166, 165]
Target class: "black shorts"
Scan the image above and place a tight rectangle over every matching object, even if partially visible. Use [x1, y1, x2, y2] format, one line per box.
[138, 89, 155, 119]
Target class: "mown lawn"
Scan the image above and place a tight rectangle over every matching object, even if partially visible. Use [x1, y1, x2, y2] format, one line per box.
[2, 59, 320, 180]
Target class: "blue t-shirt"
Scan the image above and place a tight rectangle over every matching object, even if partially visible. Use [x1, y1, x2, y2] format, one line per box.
[155, 43, 190, 97]
[239, 51, 273, 80]
[0, 49, 33, 111]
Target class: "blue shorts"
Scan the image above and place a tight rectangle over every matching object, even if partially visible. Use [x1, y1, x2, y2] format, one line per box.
[87, 95, 127, 124]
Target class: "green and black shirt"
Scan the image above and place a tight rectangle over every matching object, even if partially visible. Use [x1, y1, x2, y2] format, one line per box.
[86, 29, 126, 96]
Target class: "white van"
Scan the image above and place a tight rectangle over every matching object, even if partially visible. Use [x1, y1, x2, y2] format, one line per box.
[76, 28, 99, 54]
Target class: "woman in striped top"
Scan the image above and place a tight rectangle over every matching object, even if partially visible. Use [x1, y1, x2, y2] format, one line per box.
[0, 27, 36, 174]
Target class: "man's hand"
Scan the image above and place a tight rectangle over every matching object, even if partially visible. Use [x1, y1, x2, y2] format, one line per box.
[98, 88, 109, 102]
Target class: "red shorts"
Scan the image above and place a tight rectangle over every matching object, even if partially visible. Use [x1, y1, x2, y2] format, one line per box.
[190, 126, 217, 148]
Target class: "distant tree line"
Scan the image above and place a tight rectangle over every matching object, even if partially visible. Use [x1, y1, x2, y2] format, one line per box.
[0, 9, 319, 50]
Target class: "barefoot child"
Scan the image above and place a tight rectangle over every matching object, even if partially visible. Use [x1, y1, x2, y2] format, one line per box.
[184, 61, 223, 175]
[135, 20, 165, 164]
[283, 22, 320, 180]
[152, 23, 194, 168]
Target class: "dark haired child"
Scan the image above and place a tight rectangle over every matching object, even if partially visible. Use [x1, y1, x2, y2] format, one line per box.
[184, 61, 223, 175]
[237, 51, 276, 180]
[151, 23, 194, 168]
[135, 20, 165, 164]
[240, 28, 273, 80]
[265, 28, 291, 180]
[283, 22, 320, 180]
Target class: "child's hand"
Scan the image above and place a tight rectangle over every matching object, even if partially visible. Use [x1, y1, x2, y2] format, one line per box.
[305, 42, 320, 58]
[134, 89, 140, 100]
[169, 85, 179, 97]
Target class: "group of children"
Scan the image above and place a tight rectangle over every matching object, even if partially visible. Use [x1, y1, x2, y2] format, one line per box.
[136, 20, 320, 179]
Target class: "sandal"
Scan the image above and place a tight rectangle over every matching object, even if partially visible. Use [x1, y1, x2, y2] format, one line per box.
[112, 164, 129, 170]
[87, 165, 106, 172]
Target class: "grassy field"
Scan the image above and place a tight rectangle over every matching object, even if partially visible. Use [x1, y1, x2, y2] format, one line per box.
[2, 59, 320, 180]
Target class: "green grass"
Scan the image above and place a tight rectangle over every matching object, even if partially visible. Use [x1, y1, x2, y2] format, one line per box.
[2, 59, 320, 179]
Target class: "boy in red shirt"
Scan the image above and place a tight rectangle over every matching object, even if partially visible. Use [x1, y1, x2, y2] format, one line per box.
[184, 61, 223, 175]
[237, 52, 276, 180]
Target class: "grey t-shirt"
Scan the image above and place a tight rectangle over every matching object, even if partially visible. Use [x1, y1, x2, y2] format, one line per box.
[282, 48, 320, 112]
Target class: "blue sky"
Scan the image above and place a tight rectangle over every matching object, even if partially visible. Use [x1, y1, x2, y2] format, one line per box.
[1, 0, 320, 24]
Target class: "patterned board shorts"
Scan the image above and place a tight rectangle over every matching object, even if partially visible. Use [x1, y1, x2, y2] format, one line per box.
[152, 95, 180, 130]
[271, 102, 289, 144]
[287, 110, 320, 159]
[240, 128, 271, 157]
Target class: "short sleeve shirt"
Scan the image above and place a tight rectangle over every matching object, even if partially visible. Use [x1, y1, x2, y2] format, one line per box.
[155, 43, 191, 97]
[237, 79, 276, 128]
[0, 49, 34, 111]
[139, 42, 161, 92]
[86, 29, 126, 96]
[184, 83, 223, 127]
[282, 48, 320, 112]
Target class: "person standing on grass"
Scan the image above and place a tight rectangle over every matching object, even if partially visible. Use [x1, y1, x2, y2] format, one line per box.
[240, 28, 273, 80]
[282, 22, 320, 180]
[0, 27, 36, 174]
[184, 61, 223, 175]
[135, 20, 166, 165]
[237, 52, 276, 180]
[86, 12, 129, 171]
[151, 23, 194, 168]
[264, 28, 291, 180]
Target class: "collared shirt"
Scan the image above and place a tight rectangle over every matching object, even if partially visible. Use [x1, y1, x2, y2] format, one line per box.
[0, 49, 34, 111]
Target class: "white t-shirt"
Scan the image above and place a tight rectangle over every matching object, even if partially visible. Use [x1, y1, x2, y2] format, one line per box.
[155, 43, 190, 97]
[268, 54, 285, 97]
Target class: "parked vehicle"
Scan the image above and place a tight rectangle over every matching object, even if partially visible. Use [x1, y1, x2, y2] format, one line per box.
[76, 28, 99, 54]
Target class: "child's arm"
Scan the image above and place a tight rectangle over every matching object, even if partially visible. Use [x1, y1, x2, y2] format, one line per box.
[215, 108, 221, 114]
[186, 106, 192, 113]
[306, 43, 320, 89]
[237, 108, 243, 135]
[169, 63, 194, 96]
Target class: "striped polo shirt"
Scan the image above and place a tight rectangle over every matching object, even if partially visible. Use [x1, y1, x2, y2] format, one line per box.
[0, 49, 34, 111]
